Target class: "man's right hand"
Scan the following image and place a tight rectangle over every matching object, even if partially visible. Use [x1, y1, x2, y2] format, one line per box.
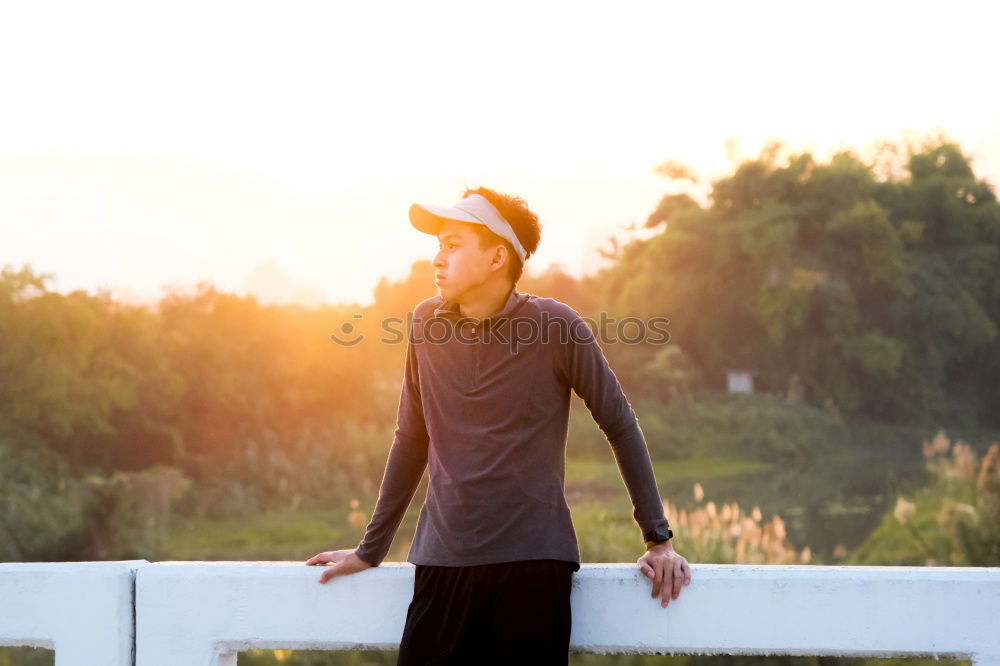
[305, 549, 373, 584]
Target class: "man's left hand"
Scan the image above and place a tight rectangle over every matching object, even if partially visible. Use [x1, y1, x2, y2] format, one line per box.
[637, 541, 692, 608]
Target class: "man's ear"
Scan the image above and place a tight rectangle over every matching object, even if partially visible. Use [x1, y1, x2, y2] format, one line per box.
[489, 244, 508, 273]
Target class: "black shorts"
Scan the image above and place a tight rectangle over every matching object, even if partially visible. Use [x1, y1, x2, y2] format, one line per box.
[397, 558, 579, 666]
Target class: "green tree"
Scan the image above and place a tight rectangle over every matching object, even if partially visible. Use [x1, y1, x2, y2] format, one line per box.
[596, 138, 1000, 426]
[0, 265, 186, 470]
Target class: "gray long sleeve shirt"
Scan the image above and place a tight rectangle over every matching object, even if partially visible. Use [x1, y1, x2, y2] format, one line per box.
[353, 287, 670, 571]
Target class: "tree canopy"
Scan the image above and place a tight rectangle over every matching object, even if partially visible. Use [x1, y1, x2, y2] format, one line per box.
[596, 138, 1000, 425]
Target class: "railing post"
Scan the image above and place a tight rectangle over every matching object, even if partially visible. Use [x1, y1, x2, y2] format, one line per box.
[0, 560, 146, 666]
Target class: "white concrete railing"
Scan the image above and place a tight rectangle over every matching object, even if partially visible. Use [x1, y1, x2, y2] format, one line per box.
[2, 562, 999, 665]
[0, 560, 146, 666]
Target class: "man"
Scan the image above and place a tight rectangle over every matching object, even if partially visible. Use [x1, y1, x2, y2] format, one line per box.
[306, 187, 692, 664]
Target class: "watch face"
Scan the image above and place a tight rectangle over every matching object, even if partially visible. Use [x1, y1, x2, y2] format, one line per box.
[646, 527, 672, 542]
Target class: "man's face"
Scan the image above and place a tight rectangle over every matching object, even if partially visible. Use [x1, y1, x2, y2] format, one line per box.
[433, 220, 501, 302]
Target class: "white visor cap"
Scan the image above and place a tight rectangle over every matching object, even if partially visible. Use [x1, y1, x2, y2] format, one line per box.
[409, 193, 528, 264]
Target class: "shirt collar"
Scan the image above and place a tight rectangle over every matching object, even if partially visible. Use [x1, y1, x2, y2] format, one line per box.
[433, 286, 525, 325]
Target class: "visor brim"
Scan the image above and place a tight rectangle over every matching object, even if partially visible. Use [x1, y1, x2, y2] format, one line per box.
[409, 202, 483, 236]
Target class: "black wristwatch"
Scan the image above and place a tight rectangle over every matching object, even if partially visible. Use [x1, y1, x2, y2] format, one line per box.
[643, 526, 673, 545]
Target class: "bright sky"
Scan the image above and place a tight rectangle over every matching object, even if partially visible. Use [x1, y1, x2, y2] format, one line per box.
[2, 1, 999, 306]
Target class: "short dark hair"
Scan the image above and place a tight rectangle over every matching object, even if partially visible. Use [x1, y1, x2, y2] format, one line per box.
[461, 186, 542, 284]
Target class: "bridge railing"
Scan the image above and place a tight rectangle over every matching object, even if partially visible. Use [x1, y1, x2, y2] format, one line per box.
[3, 561, 999, 665]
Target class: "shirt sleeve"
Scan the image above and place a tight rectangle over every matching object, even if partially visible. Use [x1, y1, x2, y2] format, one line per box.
[354, 330, 430, 567]
[561, 313, 671, 540]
